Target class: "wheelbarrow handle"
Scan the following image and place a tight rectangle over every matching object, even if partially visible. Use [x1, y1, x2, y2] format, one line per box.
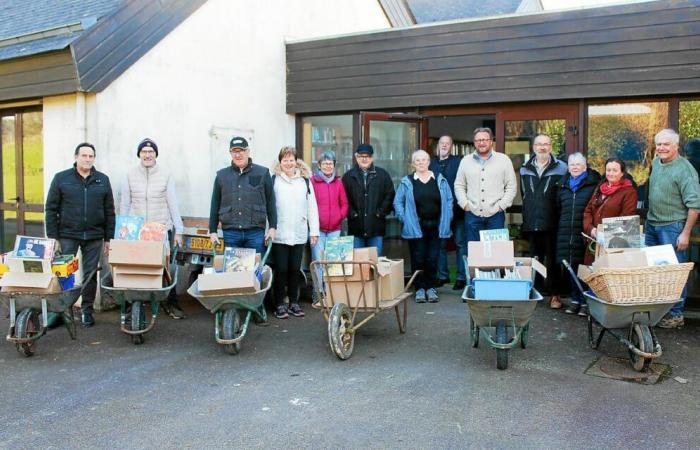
[561, 260, 586, 296]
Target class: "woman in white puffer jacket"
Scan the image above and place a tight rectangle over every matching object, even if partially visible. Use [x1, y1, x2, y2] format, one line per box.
[271, 146, 320, 319]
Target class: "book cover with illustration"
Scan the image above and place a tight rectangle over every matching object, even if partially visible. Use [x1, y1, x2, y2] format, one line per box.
[139, 222, 168, 241]
[324, 236, 354, 276]
[479, 228, 510, 242]
[115, 216, 144, 240]
[13, 235, 56, 259]
[601, 215, 641, 249]
[223, 247, 257, 272]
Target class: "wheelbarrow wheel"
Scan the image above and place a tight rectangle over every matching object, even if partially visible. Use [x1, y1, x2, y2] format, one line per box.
[469, 316, 479, 348]
[520, 324, 529, 349]
[629, 324, 653, 372]
[15, 308, 40, 357]
[221, 309, 242, 355]
[495, 320, 508, 370]
[130, 301, 145, 345]
[328, 303, 354, 360]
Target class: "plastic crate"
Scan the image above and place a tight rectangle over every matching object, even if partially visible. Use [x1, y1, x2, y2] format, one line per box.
[472, 278, 532, 301]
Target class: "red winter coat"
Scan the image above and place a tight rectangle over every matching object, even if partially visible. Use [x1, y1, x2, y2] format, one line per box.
[311, 173, 349, 233]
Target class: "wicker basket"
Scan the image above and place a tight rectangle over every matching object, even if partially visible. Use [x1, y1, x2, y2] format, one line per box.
[582, 262, 694, 304]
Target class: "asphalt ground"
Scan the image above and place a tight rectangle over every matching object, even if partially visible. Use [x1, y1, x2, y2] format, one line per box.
[1, 288, 698, 449]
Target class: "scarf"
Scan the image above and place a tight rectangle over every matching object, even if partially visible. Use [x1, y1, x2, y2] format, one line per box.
[568, 171, 588, 192]
[600, 178, 632, 197]
[316, 170, 335, 184]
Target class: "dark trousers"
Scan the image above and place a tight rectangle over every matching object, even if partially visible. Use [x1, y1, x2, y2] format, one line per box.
[527, 231, 557, 295]
[59, 238, 103, 313]
[465, 211, 505, 243]
[272, 243, 305, 306]
[408, 225, 440, 291]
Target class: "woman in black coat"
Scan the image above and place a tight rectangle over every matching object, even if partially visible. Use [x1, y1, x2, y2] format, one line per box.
[554, 152, 601, 314]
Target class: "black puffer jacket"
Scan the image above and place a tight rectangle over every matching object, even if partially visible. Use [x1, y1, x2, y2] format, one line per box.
[45, 165, 116, 240]
[555, 168, 601, 265]
[342, 164, 395, 237]
[520, 155, 568, 232]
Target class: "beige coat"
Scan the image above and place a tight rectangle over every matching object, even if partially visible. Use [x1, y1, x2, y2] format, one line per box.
[454, 151, 517, 217]
[120, 163, 184, 233]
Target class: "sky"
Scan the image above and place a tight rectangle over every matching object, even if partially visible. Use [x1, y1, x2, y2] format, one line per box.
[541, 0, 646, 9]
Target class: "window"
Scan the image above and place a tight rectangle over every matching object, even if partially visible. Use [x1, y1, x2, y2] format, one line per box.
[301, 115, 353, 176]
[587, 102, 668, 185]
[680, 100, 700, 156]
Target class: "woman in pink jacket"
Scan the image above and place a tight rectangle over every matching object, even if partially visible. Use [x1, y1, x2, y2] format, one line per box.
[310, 151, 349, 291]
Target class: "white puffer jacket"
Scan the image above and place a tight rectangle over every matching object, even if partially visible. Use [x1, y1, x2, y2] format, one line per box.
[271, 160, 320, 246]
[119, 163, 184, 233]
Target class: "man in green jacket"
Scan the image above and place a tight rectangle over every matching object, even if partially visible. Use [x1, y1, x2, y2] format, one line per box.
[646, 128, 700, 328]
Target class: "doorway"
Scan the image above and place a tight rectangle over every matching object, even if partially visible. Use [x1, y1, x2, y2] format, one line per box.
[0, 108, 44, 252]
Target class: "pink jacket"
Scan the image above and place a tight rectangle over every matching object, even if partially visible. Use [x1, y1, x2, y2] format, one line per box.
[311, 173, 349, 232]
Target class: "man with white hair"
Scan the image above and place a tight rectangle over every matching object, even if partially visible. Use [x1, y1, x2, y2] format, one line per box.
[646, 128, 700, 328]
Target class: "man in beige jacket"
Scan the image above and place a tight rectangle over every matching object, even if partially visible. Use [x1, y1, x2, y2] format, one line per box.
[120, 138, 186, 319]
[454, 127, 517, 243]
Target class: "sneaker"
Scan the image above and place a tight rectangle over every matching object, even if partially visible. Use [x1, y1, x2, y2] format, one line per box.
[577, 304, 589, 317]
[166, 303, 187, 320]
[274, 304, 289, 319]
[564, 303, 581, 315]
[288, 303, 305, 317]
[427, 288, 439, 303]
[415, 288, 426, 303]
[81, 310, 95, 328]
[658, 314, 684, 329]
[452, 280, 466, 291]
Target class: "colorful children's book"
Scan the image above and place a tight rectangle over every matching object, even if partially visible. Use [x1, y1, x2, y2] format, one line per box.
[479, 228, 510, 242]
[324, 236, 354, 276]
[139, 222, 168, 241]
[13, 235, 56, 259]
[223, 247, 257, 272]
[115, 216, 145, 240]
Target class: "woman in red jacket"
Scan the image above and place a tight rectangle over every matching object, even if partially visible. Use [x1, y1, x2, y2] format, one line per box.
[310, 151, 349, 295]
[583, 157, 638, 267]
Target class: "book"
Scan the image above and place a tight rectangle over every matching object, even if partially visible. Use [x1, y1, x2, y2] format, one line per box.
[115, 215, 144, 240]
[324, 236, 354, 276]
[479, 228, 510, 242]
[223, 247, 256, 272]
[139, 222, 168, 241]
[601, 215, 641, 249]
[13, 235, 55, 259]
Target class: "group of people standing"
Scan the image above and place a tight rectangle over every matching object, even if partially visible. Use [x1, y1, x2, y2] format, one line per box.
[44, 126, 699, 330]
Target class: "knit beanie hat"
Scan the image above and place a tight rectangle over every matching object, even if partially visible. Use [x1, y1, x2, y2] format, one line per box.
[137, 138, 158, 157]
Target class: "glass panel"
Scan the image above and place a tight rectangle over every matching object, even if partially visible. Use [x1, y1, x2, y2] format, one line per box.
[22, 111, 43, 206]
[2, 115, 16, 203]
[301, 115, 353, 176]
[587, 102, 668, 185]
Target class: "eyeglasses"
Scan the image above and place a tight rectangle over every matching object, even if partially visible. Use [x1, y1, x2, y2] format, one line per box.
[319, 161, 335, 166]
[534, 143, 551, 147]
[356, 154, 372, 159]
[140, 149, 156, 154]
[474, 139, 492, 143]
[229, 149, 248, 154]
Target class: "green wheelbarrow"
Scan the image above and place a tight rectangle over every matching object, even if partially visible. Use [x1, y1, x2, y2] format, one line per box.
[187, 243, 272, 355]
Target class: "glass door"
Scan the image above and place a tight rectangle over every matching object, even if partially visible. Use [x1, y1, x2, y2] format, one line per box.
[0, 109, 44, 252]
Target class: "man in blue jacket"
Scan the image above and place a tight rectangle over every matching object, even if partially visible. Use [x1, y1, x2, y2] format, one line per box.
[45, 143, 116, 327]
[429, 135, 465, 291]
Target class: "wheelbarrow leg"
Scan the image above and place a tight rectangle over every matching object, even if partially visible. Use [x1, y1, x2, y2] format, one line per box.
[587, 314, 606, 349]
[63, 306, 77, 340]
[394, 299, 408, 334]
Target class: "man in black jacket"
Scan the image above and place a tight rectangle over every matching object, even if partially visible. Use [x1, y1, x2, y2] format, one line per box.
[342, 144, 395, 256]
[519, 134, 567, 308]
[45, 143, 116, 327]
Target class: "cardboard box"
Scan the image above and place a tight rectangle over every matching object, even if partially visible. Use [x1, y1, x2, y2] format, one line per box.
[325, 278, 379, 308]
[5, 255, 52, 274]
[0, 272, 62, 293]
[592, 248, 646, 271]
[468, 241, 515, 270]
[326, 246, 378, 282]
[198, 271, 260, 295]
[52, 255, 79, 277]
[642, 244, 678, 266]
[514, 257, 547, 281]
[109, 240, 165, 267]
[111, 265, 164, 289]
[577, 264, 594, 280]
[377, 257, 404, 301]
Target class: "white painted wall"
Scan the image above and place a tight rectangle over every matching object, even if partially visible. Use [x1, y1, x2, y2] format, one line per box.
[42, 0, 389, 219]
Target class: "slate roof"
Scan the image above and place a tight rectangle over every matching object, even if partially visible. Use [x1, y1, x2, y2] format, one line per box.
[0, 0, 124, 60]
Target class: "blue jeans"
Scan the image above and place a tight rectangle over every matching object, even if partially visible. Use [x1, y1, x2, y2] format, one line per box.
[354, 236, 383, 256]
[311, 230, 341, 286]
[222, 227, 265, 254]
[465, 211, 505, 243]
[438, 217, 466, 281]
[645, 221, 688, 316]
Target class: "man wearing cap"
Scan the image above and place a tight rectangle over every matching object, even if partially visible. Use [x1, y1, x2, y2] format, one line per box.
[209, 136, 276, 255]
[120, 138, 186, 319]
[45, 142, 116, 327]
[342, 144, 395, 255]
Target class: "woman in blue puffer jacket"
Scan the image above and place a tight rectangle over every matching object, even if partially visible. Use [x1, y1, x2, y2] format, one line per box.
[394, 149, 453, 303]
